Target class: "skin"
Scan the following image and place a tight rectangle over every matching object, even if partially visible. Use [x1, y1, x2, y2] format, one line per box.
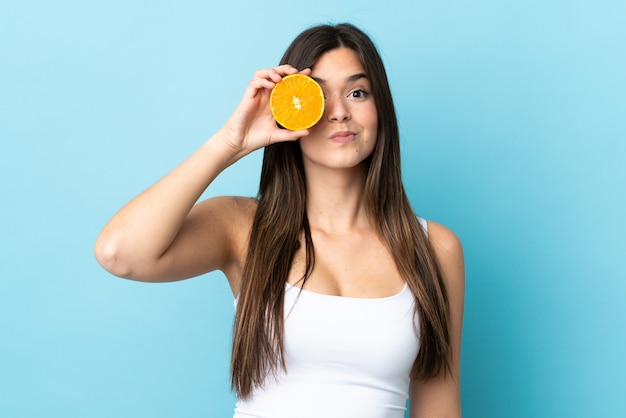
[94, 47, 464, 417]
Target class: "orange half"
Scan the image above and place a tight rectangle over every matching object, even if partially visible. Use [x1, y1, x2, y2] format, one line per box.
[270, 74, 325, 130]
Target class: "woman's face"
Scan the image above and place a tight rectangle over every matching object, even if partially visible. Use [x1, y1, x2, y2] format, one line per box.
[299, 47, 378, 172]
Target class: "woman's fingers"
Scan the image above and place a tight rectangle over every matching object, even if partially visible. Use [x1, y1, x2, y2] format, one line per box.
[247, 65, 311, 97]
[245, 65, 300, 99]
[245, 78, 275, 98]
[253, 65, 300, 82]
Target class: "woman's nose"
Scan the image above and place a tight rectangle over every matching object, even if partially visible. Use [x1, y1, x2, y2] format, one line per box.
[326, 95, 351, 122]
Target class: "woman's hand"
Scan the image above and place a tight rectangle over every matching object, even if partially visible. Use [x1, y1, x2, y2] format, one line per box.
[217, 65, 312, 160]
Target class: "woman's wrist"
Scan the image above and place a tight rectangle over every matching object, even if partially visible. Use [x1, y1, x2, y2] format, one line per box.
[204, 128, 250, 169]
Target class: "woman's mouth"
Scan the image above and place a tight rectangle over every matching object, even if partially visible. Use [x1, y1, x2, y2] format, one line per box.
[329, 131, 356, 143]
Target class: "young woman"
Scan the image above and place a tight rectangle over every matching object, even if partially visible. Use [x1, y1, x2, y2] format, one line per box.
[95, 23, 465, 418]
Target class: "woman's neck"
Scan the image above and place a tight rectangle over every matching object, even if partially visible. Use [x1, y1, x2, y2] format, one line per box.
[304, 164, 372, 234]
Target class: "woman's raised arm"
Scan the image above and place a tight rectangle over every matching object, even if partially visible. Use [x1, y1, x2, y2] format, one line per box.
[94, 66, 310, 288]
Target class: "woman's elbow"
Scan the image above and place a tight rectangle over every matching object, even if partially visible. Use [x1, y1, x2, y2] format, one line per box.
[94, 232, 133, 279]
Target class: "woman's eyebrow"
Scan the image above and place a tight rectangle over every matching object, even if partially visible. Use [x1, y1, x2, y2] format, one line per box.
[312, 73, 368, 85]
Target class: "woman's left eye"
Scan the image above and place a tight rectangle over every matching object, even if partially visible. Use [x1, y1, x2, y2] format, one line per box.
[349, 89, 369, 99]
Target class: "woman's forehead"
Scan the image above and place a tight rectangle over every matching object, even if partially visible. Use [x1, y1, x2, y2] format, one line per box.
[310, 48, 367, 82]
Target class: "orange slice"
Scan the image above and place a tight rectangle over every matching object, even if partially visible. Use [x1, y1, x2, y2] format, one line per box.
[270, 74, 325, 130]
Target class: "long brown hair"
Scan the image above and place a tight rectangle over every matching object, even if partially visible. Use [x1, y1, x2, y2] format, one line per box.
[231, 23, 451, 399]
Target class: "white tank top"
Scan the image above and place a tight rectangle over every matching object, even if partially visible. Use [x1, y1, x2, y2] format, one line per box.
[233, 219, 427, 418]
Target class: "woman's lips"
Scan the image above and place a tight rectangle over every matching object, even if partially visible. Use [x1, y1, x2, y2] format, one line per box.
[329, 131, 356, 143]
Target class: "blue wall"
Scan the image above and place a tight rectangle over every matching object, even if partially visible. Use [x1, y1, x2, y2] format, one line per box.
[1, 1, 624, 417]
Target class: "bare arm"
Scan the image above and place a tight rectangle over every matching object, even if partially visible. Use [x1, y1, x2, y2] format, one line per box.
[94, 66, 311, 291]
[409, 221, 465, 418]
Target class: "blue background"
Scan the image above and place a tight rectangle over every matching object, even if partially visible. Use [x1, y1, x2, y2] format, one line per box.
[1, 0, 624, 417]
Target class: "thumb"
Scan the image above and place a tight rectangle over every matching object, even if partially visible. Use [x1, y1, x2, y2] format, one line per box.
[269, 129, 309, 144]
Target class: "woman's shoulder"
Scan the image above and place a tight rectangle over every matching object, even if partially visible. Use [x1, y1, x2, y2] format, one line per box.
[229, 195, 258, 214]
[424, 220, 463, 254]
[192, 196, 257, 291]
[197, 195, 257, 218]
[190, 195, 258, 254]
[424, 219, 465, 289]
